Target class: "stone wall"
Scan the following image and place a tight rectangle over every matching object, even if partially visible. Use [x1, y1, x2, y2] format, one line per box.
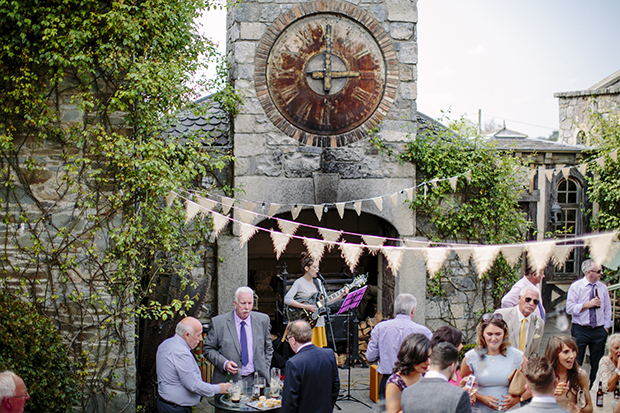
[555, 87, 620, 145]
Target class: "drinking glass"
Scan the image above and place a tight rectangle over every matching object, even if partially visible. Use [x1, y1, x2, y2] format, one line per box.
[256, 377, 266, 397]
[270, 368, 281, 398]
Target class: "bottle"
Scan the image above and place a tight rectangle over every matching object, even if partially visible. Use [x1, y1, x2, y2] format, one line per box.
[597, 381, 604, 407]
[595, 288, 601, 309]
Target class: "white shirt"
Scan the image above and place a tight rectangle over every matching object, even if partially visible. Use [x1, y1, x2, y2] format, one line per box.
[424, 370, 449, 381]
[566, 277, 612, 329]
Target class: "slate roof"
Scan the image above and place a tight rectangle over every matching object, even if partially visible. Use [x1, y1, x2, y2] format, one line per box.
[166, 95, 230, 146]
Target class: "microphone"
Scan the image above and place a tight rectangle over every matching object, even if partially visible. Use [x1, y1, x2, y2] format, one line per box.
[317, 271, 326, 283]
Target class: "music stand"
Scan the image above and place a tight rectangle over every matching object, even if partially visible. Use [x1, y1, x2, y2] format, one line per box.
[337, 286, 371, 408]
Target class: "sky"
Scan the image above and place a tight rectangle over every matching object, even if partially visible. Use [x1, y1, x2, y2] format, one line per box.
[199, 0, 620, 138]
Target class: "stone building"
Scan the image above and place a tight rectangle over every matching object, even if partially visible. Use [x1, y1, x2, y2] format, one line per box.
[555, 69, 620, 145]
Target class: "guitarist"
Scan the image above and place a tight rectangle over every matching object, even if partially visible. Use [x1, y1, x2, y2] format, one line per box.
[284, 252, 348, 348]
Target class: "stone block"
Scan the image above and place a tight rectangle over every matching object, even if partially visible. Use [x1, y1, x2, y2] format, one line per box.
[235, 114, 275, 133]
[265, 132, 299, 147]
[283, 152, 321, 172]
[233, 41, 256, 64]
[370, 4, 386, 21]
[260, 5, 282, 22]
[398, 42, 418, 64]
[240, 22, 266, 40]
[234, 176, 316, 205]
[399, 81, 417, 100]
[386, 0, 417, 22]
[313, 173, 340, 204]
[323, 148, 363, 162]
[390, 22, 414, 40]
[232, 4, 261, 22]
[255, 152, 283, 177]
[323, 162, 362, 179]
[234, 134, 266, 157]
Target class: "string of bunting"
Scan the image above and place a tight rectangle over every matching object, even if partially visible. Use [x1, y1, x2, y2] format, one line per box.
[169, 190, 620, 279]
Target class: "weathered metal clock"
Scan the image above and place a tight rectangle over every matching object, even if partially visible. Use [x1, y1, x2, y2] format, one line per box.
[255, 1, 398, 147]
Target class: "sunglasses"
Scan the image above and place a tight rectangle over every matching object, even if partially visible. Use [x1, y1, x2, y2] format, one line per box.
[481, 313, 503, 323]
[524, 297, 540, 305]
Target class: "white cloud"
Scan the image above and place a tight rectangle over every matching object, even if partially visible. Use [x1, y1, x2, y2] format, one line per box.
[468, 44, 485, 55]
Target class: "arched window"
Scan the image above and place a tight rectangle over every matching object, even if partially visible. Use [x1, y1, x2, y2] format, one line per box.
[577, 130, 586, 145]
[553, 178, 583, 276]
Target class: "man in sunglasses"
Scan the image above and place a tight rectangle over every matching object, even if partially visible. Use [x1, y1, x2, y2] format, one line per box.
[495, 285, 545, 359]
[0, 371, 29, 413]
[566, 259, 612, 387]
[501, 265, 546, 320]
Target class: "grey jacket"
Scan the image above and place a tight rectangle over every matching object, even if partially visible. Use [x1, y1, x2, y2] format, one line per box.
[401, 377, 471, 413]
[512, 400, 570, 413]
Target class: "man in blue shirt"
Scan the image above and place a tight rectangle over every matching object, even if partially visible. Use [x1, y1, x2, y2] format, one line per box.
[156, 317, 230, 413]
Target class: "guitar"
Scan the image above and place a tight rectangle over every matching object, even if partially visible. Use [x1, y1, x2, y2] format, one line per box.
[286, 273, 368, 327]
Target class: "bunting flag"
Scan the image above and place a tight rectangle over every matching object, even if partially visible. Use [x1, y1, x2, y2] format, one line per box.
[339, 242, 364, 273]
[561, 167, 571, 179]
[314, 205, 324, 221]
[221, 196, 234, 215]
[430, 177, 439, 188]
[268, 203, 281, 217]
[239, 222, 258, 246]
[500, 245, 525, 267]
[244, 201, 257, 212]
[464, 170, 472, 183]
[196, 196, 217, 215]
[166, 191, 177, 207]
[270, 229, 292, 259]
[585, 232, 618, 264]
[372, 197, 383, 211]
[303, 237, 327, 264]
[551, 244, 574, 268]
[405, 239, 430, 249]
[405, 188, 414, 202]
[449, 176, 458, 192]
[425, 247, 450, 277]
[318, 228, 342, 251]
[544, 169, 554, 182]
[362, 235, 386, 255]
[611, 149, 619, 162]
[291, 204, 303, 220]
[526, 240, 556, 272]
[596, 156, 605, 168]
[211, 211, 229, 239]
[336, 202, 346, 218]
[472, 245, 501, 278]
[578, 163, 587, 176]
[278, 220, 300, 235]
[389, 193, 399, 207]
[355, 201, 362, 216]
[237, 209, 258, 224]
[453, 247, 473, 264]
[382, 246, 404, 275]
[185, 200, 201, 223]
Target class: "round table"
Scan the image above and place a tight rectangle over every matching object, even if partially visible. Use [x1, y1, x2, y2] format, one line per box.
[208, 392, 282, 413]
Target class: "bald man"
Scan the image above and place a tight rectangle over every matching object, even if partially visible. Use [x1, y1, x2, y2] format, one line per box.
[156, 317, 230, 413]
[0, 371, 29, 413]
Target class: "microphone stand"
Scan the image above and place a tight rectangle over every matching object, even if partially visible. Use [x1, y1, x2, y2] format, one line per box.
[317, 272, 338, 354]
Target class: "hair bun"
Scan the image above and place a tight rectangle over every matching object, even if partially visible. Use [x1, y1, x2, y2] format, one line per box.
[300, 252, 309, 259]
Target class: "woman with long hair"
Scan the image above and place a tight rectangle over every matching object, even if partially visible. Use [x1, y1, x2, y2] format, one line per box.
[460, 313, 526, 412]
[431, 326, 464, 386]
[284, 252, 346, 347]
[544, 335, 593, 413]
[385, 333, 432, 413]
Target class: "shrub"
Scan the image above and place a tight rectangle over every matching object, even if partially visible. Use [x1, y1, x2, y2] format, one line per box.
[0, 292, 79, 412]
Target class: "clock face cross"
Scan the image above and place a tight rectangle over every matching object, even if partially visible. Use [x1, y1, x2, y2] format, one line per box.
[307, 24, 361, 93]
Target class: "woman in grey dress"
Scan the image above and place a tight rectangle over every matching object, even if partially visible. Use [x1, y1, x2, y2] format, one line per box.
[460, 313, 526, 412]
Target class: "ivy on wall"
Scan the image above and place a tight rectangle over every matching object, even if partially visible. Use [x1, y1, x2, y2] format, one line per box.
[0, 0, 238, 410]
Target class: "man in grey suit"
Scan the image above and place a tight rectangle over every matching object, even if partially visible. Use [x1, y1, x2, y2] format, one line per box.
[495, 285, 545, 358]
[401, 342, 471, 413]
[204, 286, 273, 384]
[513, 357, 569, 412]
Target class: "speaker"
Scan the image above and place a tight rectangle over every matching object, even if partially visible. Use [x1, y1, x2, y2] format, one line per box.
[326, 314, 358, 343]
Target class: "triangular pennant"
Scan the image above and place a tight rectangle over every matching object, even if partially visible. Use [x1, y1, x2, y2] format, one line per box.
[354, 201, 362, 216]
[425, 247, 450, 277]
[277, 220, 300, 235]
[372, 197, 383, 211]
[551, 244, 575, 268]
[362, 235, 386, 255]
[291, 204, 303, 220]
[381, 246, 405, 275]
[389, 193, 399, 207]
[405, 188, 414, 202]
[585, 232, 618, 265]
[303, 237, 326, 264]
[404, 239, 430, 249]
[453, 247, 473, 264]
[268, 203, 281, 217]
[196, 196, 217, 215]
[270, 229, 292, 259]
[318, 228, 342, 251]
[166, 191, 177, 207]
[430, 177, 439, 188]
[500, 245, 525, 267]
[239, 222, 258, 246]
[611, 149, 618, 162]
[244, 201, 257, 212]
[339, 243, 364, 273]
[221, 196, 234, 215]
[561, 167, 571, 179]
[472, 245, 501, 278]
[448, 176, 458, 192]
[578, 163, 587, 176]
[185, 200, 201, 223]
[237, 209, 258, 224]
[544, 169, 554, 182]
[211, 211, 229, 239]
[525, 240, 556, 272]
[336, 202, 346, 218]
[464, 170, 472, 183]
[314, 205, 324, 222]
[596, 156, 605, 169]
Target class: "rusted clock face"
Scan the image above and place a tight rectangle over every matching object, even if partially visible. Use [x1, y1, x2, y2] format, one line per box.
[255, 3, 398, 147]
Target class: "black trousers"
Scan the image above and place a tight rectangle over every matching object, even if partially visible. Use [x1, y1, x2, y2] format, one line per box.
[379, 374, 389, 400]
[156, 397, 193, 413]
[571, 324, 608, 388]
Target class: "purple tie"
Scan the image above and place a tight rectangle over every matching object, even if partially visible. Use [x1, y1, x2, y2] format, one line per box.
[240, 320, 249, 366]
[589, 284, 597, 328]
